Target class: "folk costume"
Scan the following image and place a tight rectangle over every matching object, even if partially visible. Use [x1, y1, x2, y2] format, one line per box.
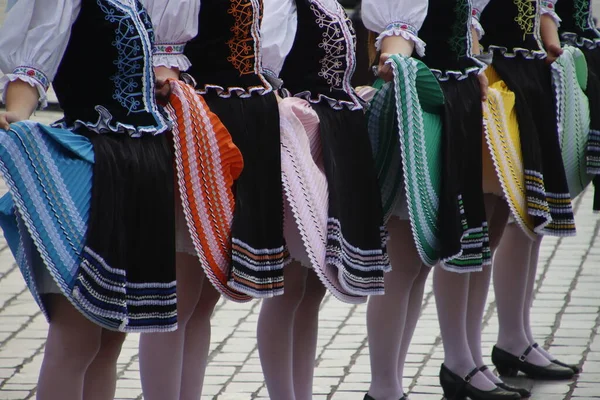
[261, 0, 390, 301]
[147, 0, 287, 299]
[0, 0, 177, 333]
[475, 0, 576, 236]
[479, 0, 580, 382]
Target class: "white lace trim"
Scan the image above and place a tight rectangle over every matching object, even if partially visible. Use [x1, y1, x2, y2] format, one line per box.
[153, 54, 192, 71]
[472, 16, 485, 40]
[53, 105, 169, 137]
[375, 23, 426, 57]
[540, 1, 561, 27]
[561, 32, 600, 50]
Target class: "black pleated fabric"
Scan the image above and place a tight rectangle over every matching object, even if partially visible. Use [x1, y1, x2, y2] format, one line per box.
[202, 92, 288, 298]
[81, 131, 177, 330]
[491, 56, 575, 235]
[437, 75, 490, 271]
[312, 103, 388, 294]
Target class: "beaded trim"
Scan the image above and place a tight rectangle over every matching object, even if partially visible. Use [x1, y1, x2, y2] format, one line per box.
[13, 67, 50, 92]
[154, 43, 186, 55]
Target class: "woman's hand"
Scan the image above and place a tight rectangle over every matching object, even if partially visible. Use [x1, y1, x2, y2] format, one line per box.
[0, 111, 28, 130]
[154, 66, 180, 99]
[540, 14, 563, 64]
[0, 80, 39, 130]
[378, 35, 415, 81]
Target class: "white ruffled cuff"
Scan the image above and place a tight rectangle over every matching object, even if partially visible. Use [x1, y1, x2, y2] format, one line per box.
[471, 7, 484, 40]
[1, 67, 50, 109]
[375, 22, 426, 57]
[540, 1, 561, 27]
[153, 44, 192, 71]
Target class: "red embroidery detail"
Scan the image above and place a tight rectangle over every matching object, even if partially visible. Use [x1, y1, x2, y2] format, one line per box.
[26, 69, 35, 77]
[165, 46, 173, 53]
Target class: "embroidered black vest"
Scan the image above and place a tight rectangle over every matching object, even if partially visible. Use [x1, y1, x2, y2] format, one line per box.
[184, 0, 271, 96]
[53, 0, 167, 135]
[417, 0, 481, 80]
[279, 0, 362, 109]
[479, 0, 545, 58]
[555, 0, 600, 46]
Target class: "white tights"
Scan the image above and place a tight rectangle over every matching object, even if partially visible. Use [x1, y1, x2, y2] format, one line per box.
[366, 218, 430, 400]
[36, 295, 126, 400]
[494, 225, 552, 366]
[434, 195, 510, 391]
[257, 263, 326, 400]
[139, 252, 220, 400]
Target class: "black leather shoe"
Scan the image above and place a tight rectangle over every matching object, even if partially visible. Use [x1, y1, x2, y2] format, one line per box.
[531, 343, 581, 374]
[363, 394, 406, 400]
[439, 364, 520, 400]
[492, 346, 575, 380]
[478, 366, 531, 398]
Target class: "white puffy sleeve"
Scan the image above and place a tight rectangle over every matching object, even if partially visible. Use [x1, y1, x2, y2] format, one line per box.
[471, 0, 490, 39]
[143, 0, 201, 71]
[540, 0, 561, 27]
[0, 0, 81, 108]
[361, 0, 428, 57]
[261, 0, 297, 79]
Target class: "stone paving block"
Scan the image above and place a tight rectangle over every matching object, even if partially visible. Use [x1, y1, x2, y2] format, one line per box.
[0, 391, 31, 399]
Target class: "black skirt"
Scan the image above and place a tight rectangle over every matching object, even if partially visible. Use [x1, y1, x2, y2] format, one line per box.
[82, 130, 177, 331]
[202, 92, 288, 297]
[437, 75, 490, 272]
[312, 103, 389, 295]
[491, 55, 575, 235]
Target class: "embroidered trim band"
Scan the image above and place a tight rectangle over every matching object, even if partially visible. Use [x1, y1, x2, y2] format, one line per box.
[13, 67, 50, 92]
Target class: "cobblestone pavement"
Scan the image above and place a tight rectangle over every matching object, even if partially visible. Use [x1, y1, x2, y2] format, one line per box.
[0, 110, 596, 399]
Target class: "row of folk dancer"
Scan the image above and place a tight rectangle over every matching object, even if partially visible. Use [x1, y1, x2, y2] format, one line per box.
[0, 0, 595, 399]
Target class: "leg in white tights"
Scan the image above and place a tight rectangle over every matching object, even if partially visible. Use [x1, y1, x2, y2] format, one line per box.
[37, 295, 105, 400]
[434, 268, 496, 391]
[494, 226, 550, 366]
[292, 270, 327, 400]
[139, 252, 207, 400]
[467, 195, 509, 384]
[396, 265, 431, 389]
[367, 218, 426, 400]
[258, 262, 308, 400]
[522, 237, 557, 361]
[82, 329, 126, 400]
[179, 282, 221, 400]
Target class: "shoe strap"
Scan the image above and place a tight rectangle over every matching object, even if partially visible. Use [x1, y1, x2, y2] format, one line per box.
[532, 342, 540, 349]
[519, 345, 534, 362]
[478, 365, 489, 373]
[464, 367, 480, 383]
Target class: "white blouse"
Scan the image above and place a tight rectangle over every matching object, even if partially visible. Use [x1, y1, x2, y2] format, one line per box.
[142, 0, 201, 71]
[0, 0, 81, 108]
[261, 0, 297, 78]
[361, 0, 428, 56]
